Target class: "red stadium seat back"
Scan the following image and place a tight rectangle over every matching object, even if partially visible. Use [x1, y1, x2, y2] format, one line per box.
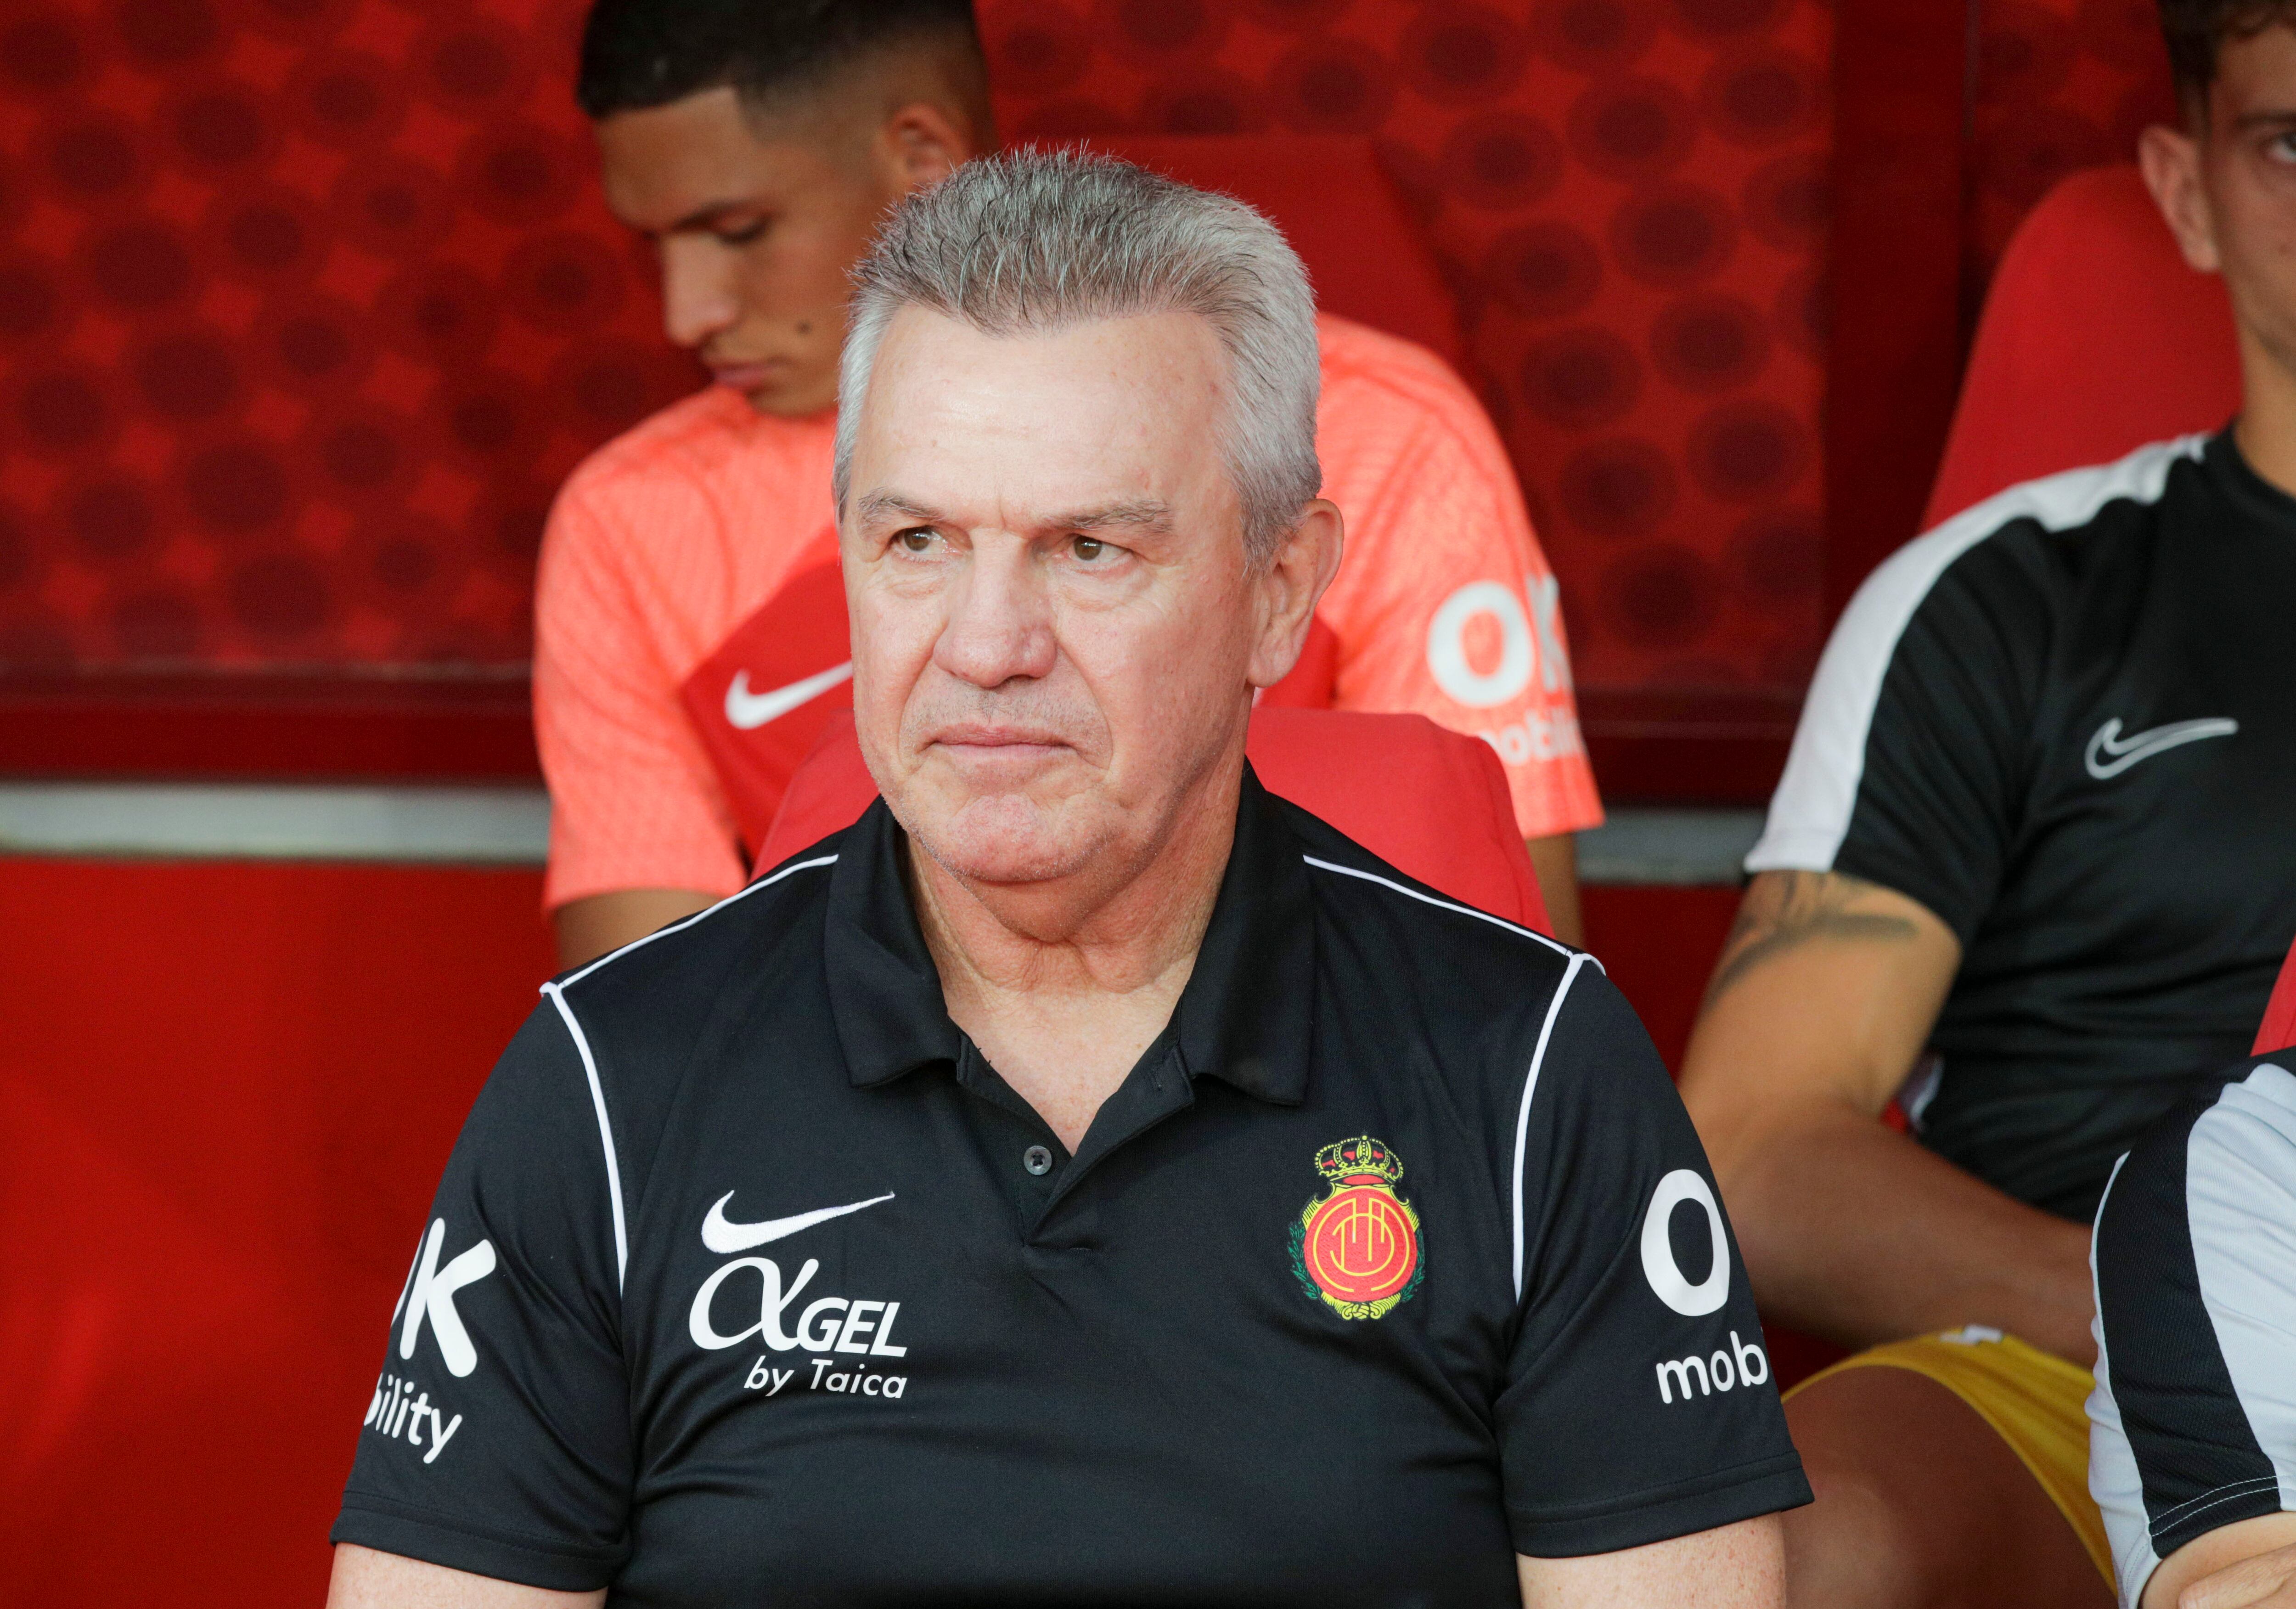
[759, 708, 1553, 937]
[2260, 936, 2296, 1055]
[1925, 165, 2240, 528]
[1086, 135, 1467, 373]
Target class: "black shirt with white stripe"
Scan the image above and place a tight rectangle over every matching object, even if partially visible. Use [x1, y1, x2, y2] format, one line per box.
[331, 769, 1806, 1603]
[2089, 1050, 2296, 1609]
[1749, 431, 2296, 1221]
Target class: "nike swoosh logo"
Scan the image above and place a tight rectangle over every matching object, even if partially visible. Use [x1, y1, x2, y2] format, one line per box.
[724, 662, 853, 730]
[701, 1191, 895, 1254]
[2084, 716, 2240, 780]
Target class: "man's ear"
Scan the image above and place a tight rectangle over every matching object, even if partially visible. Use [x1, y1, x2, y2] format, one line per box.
[876, 102, 973, 198]
[1247, 499, 1345, 690]
[2140, 120, 2222, 273]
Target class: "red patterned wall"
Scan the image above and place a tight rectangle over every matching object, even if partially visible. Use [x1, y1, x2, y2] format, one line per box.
[0, 0, 691, 675]
[0, 0, 1835, 703]
[1968, 0, 2175, 287]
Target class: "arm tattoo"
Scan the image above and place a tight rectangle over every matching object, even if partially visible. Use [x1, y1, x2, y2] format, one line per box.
[1703, 870, 1920, 1007]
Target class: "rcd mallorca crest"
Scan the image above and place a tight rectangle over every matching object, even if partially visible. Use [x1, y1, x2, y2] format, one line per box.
[1290, 1135, 1424, 1320]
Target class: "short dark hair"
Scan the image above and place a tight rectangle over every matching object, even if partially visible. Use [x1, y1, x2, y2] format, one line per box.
[576, 0, 982, 122]
[2160, 0, 2296, 109]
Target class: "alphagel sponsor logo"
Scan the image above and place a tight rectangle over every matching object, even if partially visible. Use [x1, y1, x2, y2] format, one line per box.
[688, 1255, 911, 1356]
[1654, 1331, 1771, 1405]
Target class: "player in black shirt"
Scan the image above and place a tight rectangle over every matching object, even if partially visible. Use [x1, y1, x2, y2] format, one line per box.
[326, 152, 1805, 1604]
[1675, 4, 2296, 1607]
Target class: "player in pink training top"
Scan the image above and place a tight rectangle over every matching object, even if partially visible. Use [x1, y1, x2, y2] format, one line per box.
[542, 0, 1602, 966]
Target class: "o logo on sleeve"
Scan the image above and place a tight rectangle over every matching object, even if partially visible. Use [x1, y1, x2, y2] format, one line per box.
[1426, 581, 1537, 708]
[1640, 1170, 1729, 1317]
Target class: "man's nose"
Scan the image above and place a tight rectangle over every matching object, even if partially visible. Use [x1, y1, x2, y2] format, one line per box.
[658, 237, 740, 350]
[933, 542, 1058, 690]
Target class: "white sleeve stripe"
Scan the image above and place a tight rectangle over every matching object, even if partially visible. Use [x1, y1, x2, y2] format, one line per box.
[1745, 435, 2204, 877]
[554, 853, 839, 991]
[2183, 1063, 2296, 1514]
[541, 981, 629, 1293]
[1511, 952, 1590, 1301]
[1300, 854, 1581, 959]
[2088, 1149, 2160, 1609]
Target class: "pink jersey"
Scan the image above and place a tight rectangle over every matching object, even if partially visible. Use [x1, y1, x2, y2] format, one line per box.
[535, 314, 1601, 909]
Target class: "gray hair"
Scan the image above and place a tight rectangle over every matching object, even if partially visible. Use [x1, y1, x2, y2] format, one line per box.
[833, 148, 1322, 567]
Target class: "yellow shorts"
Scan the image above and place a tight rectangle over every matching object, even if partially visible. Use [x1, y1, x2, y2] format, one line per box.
[1787, 1327, 2112, 1585]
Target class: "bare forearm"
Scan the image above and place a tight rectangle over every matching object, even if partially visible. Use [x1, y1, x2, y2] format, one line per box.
[1518, 1515, 1784, 1607]
[1525, 832, 1582, 948]
[552, 887, 719, 969]
[1721, 1103, 2095, 1362]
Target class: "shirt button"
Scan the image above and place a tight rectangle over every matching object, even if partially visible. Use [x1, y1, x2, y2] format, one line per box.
[1022, 1145, 1053, 1176]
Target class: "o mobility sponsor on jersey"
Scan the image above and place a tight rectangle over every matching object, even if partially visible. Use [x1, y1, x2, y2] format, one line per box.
[1639, 1170, 1771, 1405]
[362, 1217, 497, 1465]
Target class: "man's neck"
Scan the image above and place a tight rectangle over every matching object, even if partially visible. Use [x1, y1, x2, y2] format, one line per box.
[2232, 323, 2296, 499]
[907, 760, 1242, 1152]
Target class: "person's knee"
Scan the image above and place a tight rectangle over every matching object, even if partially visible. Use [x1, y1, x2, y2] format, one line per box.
[1778, 1430, 1934, 1609]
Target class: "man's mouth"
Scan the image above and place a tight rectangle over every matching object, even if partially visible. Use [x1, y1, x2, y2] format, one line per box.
[929, 723, 1071, 774]
[707, 358, 787, 392]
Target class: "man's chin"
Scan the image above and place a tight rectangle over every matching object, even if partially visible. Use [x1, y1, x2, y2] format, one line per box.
[903, 792, 1102, 889]
[725, 367, 835, 419]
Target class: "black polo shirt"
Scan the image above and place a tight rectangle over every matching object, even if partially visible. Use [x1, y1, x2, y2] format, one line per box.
[333, 772, 1807, 1604]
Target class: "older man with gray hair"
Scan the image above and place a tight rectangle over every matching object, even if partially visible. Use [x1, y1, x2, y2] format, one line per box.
[325, 151, 1805, 1608]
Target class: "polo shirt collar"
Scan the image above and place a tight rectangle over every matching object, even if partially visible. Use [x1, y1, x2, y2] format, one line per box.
[822, 766, 1316, 1107]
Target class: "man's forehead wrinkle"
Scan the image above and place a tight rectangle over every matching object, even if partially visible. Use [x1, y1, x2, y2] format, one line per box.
[855, 491, 941, 524]
[1057, 500, 1175, 532]
[854, 488, 1175, 534]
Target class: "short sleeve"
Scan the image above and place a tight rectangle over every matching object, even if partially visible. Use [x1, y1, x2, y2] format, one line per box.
[1745, 524, 2048, 942]
[1313, 327, 1603, 841]
[535, 481, 749, 912]
[2090, 1060, 2296, 1609]
[330, 1004, 634, 1590]
[1498, 963, 1809, 1556]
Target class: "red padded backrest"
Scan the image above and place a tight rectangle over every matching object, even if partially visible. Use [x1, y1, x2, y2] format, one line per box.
[2260, 937, 2296, 1056]
[760, 708, 1552, 937]
[1925, 165, 2240, 527]
[1091, 136, 1464, 371]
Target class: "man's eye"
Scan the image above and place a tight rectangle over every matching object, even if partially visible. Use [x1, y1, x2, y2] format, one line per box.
[717, 220, 769, 246]
[1072, 536, 1107, 561]
[2273, 133, 2296, 163]
[895, 527, 937, 554]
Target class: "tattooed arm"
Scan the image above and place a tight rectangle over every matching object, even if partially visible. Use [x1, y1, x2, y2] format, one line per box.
[1676, 871, 2098, 1364]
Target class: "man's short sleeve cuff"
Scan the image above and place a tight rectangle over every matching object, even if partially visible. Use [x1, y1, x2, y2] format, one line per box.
[332, 1495, 625, 1593]
[1507, 1452, 1812, 1558]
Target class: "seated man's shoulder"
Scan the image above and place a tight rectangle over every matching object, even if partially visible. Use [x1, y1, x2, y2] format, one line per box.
[2107, 1050, 2296, 1227]
[1314, 315, 1493, 440]
[1280, 798, 1581, 998]
[546, 843, 844, 1042]
[1879, 435, 2206, 604]
[557, 384, 823, 519]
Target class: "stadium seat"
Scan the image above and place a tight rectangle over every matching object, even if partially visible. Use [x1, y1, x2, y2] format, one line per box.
[2260, 937, 2296, 1055]
[759, 708, 1553, 937]
[1924, 164, 2240, 526]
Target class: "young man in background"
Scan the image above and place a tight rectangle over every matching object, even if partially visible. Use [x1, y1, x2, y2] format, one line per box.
[540, 0, 1601, 966]
[1676, 2, 2296, 1604]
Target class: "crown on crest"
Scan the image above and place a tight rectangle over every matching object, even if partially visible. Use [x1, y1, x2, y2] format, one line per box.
[1315, 1135, 1403, 1183]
